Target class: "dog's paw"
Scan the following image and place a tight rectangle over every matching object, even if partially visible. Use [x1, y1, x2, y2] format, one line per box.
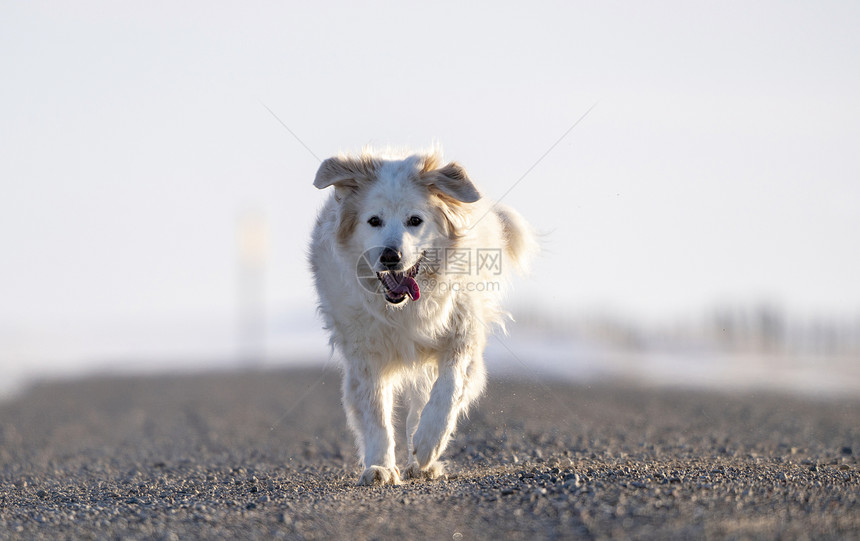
[357, 465, 401, 486]
[403, 461, 445, 481]
[412, 429, 444, 469]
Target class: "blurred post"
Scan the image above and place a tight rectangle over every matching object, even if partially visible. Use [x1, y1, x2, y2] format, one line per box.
[237, 211, 269, 365]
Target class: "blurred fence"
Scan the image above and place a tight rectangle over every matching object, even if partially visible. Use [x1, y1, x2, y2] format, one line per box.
[513, 304, 860, 357]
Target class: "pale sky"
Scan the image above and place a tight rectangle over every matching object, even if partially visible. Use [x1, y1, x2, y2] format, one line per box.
[2, 1, 859, 366]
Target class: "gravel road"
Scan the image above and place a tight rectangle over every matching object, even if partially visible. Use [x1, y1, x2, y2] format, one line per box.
[0, 367, 857, 539]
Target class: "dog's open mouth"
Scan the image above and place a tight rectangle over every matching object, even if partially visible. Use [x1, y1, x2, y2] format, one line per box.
[376, 259, 422, 304]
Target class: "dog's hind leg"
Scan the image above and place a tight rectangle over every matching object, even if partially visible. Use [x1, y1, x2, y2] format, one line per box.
[342, 364, 401, 486]
[459, 353, 487, 414]
[404, 381, 429, 458]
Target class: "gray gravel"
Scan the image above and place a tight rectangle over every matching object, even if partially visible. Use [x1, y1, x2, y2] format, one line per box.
[0, 367, 858, 540]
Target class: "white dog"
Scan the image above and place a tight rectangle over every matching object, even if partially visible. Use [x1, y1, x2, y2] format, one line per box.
[310, 147, 536, 485]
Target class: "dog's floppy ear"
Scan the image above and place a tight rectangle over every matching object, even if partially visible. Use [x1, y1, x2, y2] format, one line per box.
[314, 156, 364, 201]
[423, 162, 481, 203]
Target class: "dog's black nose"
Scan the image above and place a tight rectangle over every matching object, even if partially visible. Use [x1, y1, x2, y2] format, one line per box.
[379, 247, 402, 269]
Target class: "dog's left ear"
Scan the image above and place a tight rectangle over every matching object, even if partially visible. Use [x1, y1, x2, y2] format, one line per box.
[423, 162, 481, 203]
[314, 156, 365, 202]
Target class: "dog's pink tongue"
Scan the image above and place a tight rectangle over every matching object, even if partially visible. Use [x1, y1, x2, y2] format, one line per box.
[391, 276, 420, 301]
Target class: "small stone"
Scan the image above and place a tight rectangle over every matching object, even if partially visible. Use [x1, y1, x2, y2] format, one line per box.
[841, 447, 853, 456]
[563, 474, 582, 489]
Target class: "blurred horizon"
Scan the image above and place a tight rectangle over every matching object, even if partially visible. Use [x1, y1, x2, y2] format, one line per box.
[2, 2, 859, 396]
[3, 301, 859, 399]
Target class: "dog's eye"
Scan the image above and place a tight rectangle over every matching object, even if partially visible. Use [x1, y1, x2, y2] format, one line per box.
[367, 216, 383, 227]
[407, 216, 423, 227]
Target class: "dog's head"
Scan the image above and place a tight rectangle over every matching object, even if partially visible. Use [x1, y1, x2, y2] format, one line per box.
[313, 149, 481, 306]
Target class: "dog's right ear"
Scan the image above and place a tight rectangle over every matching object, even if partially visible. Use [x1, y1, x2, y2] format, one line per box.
[422, 162, 481, 204]
[313, 157, 362, 202]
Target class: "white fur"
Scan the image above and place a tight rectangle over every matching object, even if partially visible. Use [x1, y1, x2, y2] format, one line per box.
[309, 148, 536, 485]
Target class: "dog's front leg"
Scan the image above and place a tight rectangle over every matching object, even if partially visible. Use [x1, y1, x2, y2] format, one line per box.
[410, 360, 467, 472]
[342, 365, 400, 486]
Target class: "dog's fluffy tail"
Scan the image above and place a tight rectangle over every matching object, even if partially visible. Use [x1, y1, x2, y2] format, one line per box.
[494, 203, 539, 274]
